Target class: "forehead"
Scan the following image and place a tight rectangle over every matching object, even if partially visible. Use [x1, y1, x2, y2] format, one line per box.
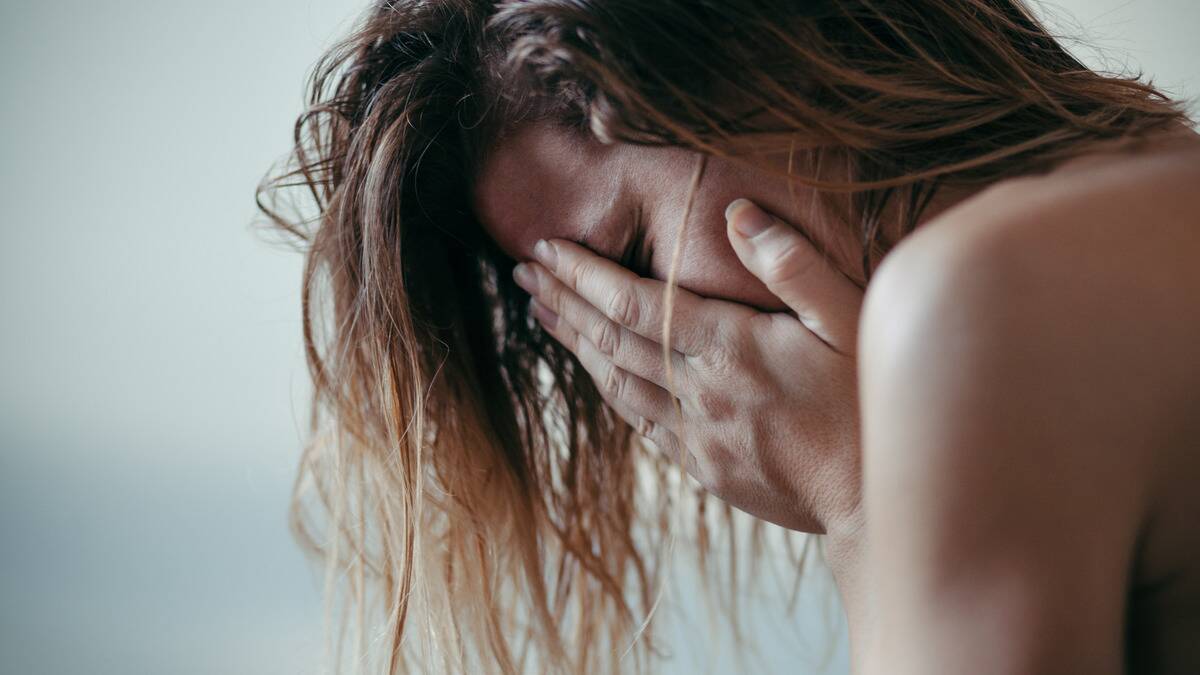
[472, 121, 628, 262]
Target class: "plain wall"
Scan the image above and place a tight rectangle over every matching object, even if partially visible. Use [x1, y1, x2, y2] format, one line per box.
[1, 2, 1195, 673]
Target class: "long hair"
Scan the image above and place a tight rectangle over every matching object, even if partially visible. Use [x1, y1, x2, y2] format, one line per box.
[255, 1, 1189, 672]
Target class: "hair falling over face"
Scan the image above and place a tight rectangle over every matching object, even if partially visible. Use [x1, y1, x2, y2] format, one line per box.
[255, 1, 1188, 672]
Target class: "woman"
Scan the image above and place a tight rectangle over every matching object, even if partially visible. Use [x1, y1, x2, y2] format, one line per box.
[257, 0, 1200, 672]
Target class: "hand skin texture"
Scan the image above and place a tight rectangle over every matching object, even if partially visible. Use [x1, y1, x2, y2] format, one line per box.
[512, 197, 865, 539]
[514, 197, 872, 651]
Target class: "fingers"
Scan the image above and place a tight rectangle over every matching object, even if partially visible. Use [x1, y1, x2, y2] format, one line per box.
[531, 296, 696, 475]
[515, 261, 687, 388]
[530, 295, 681, 437]
[553, 313, 697, 478]
[725, 198, 864, 355]
[531, 238, 717, 355]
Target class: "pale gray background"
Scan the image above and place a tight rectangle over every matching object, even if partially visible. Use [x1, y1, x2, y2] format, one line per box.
[1, 2, 1196, 673]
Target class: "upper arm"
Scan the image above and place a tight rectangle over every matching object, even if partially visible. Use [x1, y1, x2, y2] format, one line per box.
[857, 217, 1150, 674]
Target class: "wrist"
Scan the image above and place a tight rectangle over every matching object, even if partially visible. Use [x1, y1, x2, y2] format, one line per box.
[822, 504, 871, 666]
[823, 503, 865, 587]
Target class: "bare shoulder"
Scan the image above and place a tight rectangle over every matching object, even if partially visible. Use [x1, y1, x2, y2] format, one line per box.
[855, 142, 1200, 537]
[857, 138, 1200, 672]
[862, 136, 1200, 453]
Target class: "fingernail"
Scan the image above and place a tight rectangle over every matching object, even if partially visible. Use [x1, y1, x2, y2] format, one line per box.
[533, 239, 558, 271]
[513, 263, 538, 293]
[726, 198, 772, 239]
[530, 297, 558, 330]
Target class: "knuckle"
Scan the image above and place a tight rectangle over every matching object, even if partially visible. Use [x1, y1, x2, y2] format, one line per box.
[568, 257, 594, 295]
[601, 362, 626, 400]
[540, 274, 564, 309]
[635, 416, 657, 439]
[605, 286, 641, 328]
[645, 425, 676, 456]
[558, 320, 581, 350]
[764, 240, 819, 287]
[591, 319, 620, 358]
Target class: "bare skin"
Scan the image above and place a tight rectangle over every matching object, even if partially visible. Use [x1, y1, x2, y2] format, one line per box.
[858, 131, 1200, 674]
[475, 121, 1200, 673]
[477, 119, 870, 530]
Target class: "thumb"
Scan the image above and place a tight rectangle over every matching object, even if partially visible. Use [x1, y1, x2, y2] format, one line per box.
[725, 198, 863, 354]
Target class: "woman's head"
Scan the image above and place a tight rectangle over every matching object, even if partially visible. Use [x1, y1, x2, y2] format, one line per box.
[257, 1, 1186, 671]
[475, 119, 815, 310]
